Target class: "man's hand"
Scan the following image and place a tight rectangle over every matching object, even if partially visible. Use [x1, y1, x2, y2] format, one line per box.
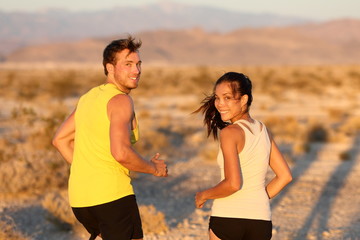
[150, 153, 168, 177]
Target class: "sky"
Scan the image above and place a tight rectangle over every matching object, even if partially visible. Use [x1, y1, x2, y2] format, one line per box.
[1, 0, 360, 21]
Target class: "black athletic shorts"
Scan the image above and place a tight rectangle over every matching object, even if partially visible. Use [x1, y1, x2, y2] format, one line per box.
[72, 195, 143, 240]
[209, 216, 272, 240]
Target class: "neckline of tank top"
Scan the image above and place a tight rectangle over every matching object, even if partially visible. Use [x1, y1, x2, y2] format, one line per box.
[233, 119, 257, 125]
[101, 83, 127, 94]
[233, 119, 264, 135]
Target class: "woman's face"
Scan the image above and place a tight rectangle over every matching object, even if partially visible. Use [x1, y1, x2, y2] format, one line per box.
[214, 82, 247, 123]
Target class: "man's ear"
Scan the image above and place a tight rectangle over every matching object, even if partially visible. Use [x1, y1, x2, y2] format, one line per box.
[106, 63, 114, 74]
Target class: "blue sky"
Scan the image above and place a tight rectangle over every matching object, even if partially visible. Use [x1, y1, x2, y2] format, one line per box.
[1, 0, 359, 20]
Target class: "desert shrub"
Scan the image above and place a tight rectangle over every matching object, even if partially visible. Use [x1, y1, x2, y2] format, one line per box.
[48, 70, 80, 98]
[0, 138, 17, 164]
[16, 78, 41, 100]
[41, 190, 88, 235]
[135, 66, 219, 96]
[307, 124, 328, 143]
[327, 107, 347, 121]
[292, 142, 311, 155]
[0, 150, 69, 195]
[137, 109, 151, 119]
[263, 116, 304, 143]
[198, 143, 218, 162]
[189, 65, 214, 89]
[0, 105, 70, 194]
[134, 129, 170, 157]
[33, 109, 68, 150]
[347, 69, 360, 89]
[11, 106, 38, 127]
[3, 71, 16, 87]
[339, 151, 351, 161]
[338, 116, 360, 137]
[0, 71, 17, 98]
[81, 70, 105, 88]
[41, 190, 77, 225]
[9, 102, 67, 149]
[139, 205, 168, 234]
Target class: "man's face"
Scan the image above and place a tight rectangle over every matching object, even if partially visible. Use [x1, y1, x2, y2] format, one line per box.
[111, 49, 142, 93]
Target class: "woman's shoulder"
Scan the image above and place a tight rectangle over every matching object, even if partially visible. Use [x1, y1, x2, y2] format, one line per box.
[220, 123, 245, 139]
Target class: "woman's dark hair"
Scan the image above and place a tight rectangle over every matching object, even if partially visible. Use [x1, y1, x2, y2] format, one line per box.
[194, 72, 253, 139]
[102, 35, 142, 76]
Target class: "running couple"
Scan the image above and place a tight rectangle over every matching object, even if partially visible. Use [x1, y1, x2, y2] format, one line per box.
[53, 36, 292, 240]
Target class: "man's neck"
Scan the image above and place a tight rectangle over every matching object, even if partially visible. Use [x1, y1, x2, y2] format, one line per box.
[106, 79, 130, 94]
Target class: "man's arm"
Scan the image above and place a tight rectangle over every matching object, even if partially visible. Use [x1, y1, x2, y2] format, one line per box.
[108, 94, 167, 177]
[52, 110, 76, 164]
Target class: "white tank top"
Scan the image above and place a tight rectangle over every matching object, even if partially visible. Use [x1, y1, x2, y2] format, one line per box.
[211, 119, 272, 220]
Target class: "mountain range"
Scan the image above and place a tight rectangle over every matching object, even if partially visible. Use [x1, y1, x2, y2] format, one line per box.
[1, 2, 360, 65]
[0, 2, 309, 55]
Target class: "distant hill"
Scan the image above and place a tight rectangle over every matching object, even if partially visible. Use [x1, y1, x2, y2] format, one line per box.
[4, 19, 360, 65]
[0, 2, 310, 55]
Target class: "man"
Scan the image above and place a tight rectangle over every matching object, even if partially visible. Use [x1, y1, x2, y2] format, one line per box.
[52, 36, 168, 240]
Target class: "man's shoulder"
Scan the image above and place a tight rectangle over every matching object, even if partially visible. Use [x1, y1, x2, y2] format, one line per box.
[108, 93, 133, 109]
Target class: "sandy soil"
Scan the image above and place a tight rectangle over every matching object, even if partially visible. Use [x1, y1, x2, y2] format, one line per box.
[1, 95, 360, 240]
[1, 139, 360, 240]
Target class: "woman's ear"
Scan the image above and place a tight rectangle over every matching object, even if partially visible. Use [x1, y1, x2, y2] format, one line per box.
[241, 94, 248, 108]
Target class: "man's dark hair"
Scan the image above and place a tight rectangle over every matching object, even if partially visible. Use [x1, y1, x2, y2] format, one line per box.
[102, 35, 142, 76]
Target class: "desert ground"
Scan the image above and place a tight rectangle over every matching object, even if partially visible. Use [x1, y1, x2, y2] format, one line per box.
[0, 63, 360, 240]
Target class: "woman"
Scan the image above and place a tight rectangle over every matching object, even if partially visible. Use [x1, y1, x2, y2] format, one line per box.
[194, 72, 292, 240]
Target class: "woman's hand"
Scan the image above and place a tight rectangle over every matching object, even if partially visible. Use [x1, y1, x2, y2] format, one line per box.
[195, 192, 207, 208]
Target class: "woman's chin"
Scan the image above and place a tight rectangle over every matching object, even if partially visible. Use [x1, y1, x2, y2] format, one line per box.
[221, 117, 229, 122]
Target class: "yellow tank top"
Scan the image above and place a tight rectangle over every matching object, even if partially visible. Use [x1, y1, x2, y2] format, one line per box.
[69, 83, 139, 207]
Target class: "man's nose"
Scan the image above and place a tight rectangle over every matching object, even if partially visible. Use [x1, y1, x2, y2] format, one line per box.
[133, 65, 141, 74]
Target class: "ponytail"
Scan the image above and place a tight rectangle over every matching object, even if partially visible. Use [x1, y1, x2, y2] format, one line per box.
[193, 94, 229, 140]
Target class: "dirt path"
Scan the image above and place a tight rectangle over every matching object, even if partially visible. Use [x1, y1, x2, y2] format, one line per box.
[141, 137, 360, 240]
[270, 139, 360, 240]
[1, 138, 360, 240]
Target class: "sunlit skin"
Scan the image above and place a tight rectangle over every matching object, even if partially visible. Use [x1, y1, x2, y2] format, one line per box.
[106, 49, 142, 94]
[214, 82, 251, 123]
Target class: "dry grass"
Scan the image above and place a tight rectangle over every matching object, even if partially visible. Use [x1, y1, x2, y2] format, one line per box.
[139, 205, 169, 234]
[0, 103, 70, 195]
[1, 64, 359, 188]
[41, 190, 77, 225]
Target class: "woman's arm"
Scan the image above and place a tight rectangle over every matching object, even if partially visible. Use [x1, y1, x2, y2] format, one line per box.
[265, 130, 293, 199]
[52, 110, 76, 164]
[195, 125, 244, 208]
